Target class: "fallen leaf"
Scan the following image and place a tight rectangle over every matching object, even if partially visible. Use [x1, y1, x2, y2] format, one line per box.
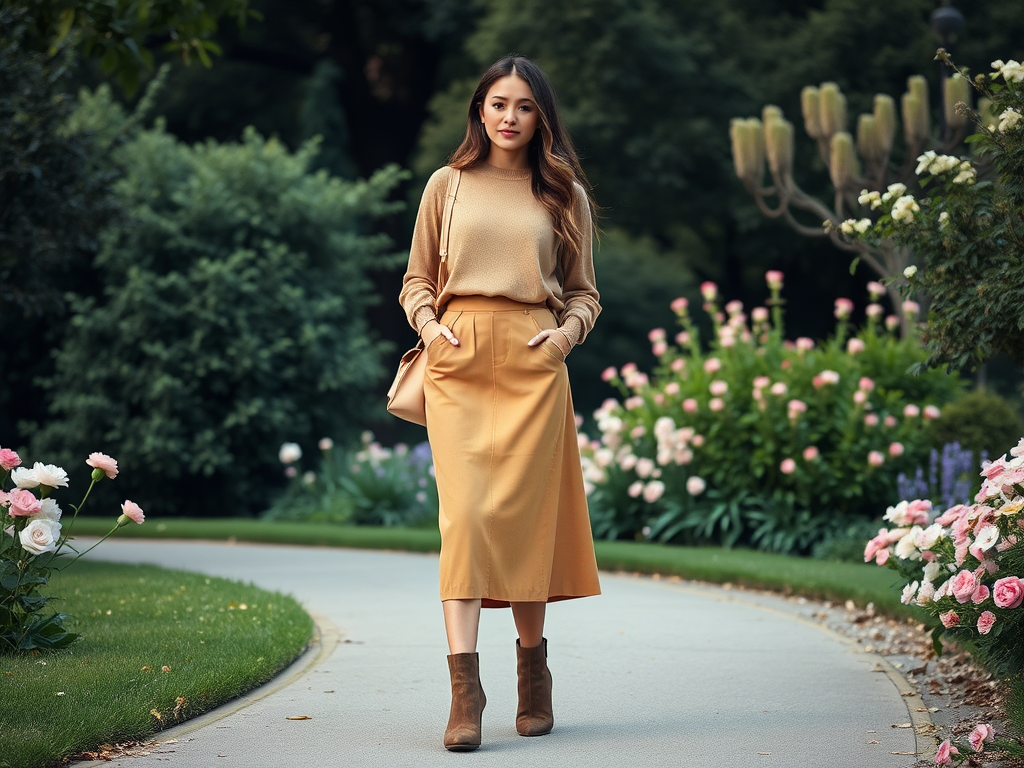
[901, 691, 918, 697]
[150, 709, 162, 721]
[891, 723, 912, 728]
[868, 740, 880, 744]
[891, 751, 918, 755]
[286, 715, 312, 721]
[161, 666, 171, 673]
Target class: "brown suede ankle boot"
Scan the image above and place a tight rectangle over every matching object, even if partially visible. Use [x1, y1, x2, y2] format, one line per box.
[444, 652, 486, 751]
[516, 638, 553, 736]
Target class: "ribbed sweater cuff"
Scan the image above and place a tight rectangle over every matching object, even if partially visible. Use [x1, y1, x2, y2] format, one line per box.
[414, 305, 437, 334]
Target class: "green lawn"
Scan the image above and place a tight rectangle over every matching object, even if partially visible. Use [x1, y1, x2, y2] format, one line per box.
[70, 516, 915, 617]
[0, 560, 313, 768]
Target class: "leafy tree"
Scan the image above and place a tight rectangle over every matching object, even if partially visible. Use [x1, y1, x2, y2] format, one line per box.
[33, 85, 408, 516]
[9, 0, 259, 93]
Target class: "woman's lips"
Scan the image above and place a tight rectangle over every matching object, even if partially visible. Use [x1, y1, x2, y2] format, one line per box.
[499, 130, 518, 138]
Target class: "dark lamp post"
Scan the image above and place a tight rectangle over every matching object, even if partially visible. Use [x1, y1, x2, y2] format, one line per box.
[930, 2, 966, 138]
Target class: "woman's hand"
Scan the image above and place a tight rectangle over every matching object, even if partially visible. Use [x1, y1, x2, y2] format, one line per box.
[528, 328, 571, 357]
[422, 319, 460, 347]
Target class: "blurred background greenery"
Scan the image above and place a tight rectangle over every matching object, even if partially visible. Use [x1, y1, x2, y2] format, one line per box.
[3, 0, 1023, 519]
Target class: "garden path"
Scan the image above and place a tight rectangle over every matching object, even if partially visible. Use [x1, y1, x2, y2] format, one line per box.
[73, 540, 926, 768]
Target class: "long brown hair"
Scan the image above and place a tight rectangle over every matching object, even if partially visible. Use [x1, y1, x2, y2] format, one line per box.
[447, 56, 596, 261]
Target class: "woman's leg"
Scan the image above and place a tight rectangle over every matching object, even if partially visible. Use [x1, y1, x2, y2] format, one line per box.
[510, 601, 546, 647]
[442, 598, 482, 654]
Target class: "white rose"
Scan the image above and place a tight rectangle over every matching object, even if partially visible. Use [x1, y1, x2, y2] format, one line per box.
[36, 498, 62, 522]
[915, 581, 936, 605]
[939, 211, 950, 229]
[901, 580, 919, 604]
[915, 523, 943, 550]
[974, 524, 1000, 552]
[923, 561, 941, 582]
[31, 462, 69, 489]
[886, 182, 907, 197]
[853, 218, 872, 234]
[686, 476, 706, 496]
[10, 467, 40, 489]
[278, 442, 302, 464]
[998, 108, 1022, 132]
[895, 528, 923, 560]
[642, 481, 666, 503]
[903, 265, 918, 279]
[19, 518, 62, 556]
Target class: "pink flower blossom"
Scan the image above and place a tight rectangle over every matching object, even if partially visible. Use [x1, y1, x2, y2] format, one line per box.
[902, 300, 920, 317]
[709, 380, 728, 396]
[642, 481, 665, 503]
[939, 610, 961, 628]
[279, 442, 302, 464]
[765, 270, 784, 290]
[853, 390, 867, 405]
[923, 404, 941, 420]
[700, 281, 718, 301]
[624, 396, 644, 410]
[889, 442, 905, 457]
[119, 500, 145, 525]
[885, 314, 900, 331]
[653, 393, 665, 405]
[866, 281, 885, 299]
[627, 481, 644, 498]
[0, 448, 21, 471]
[670, 358, 685, 372]
[318, 437, 334, 451]
[703, 357, 721, 373]
[753, 376, 771, 389]
[683, 398, 698, 413]
[751, 307, 769, 323]
[709, 398, 724, 412]
[664, 382, 680, 396]
[969, 723, 995, 752]
[858, 377, 875, 392]
[770, 382, 788, 396]
[864, 413, 879, 427]
[8, 489, 42, 517]
[795, 337, 815, 352]
[884, 415, 897, 428]
[846, 338, 865, 354]
[676, 331, 690, 346]
[993, 576, 1024, 608]
[86, 452, 119, 479]
[652, 341, 668, 356]
[803, 446, 820, 461]
[935, 739, 959, 764]
[972, 584, 991, 604]
[865, 302, 884, 319]
[834, 298, 854, 319]
[620, 362, 638, 376]
[630, 426, 647, 439]
[787, 399, 807, 415]
[780, 458, 796, 474]
[903, 404, 921, 418]
[284, 466, 297, 478]
[601, 366, 618, 382]
[670, 297, 689, 313]
[648, 328, 666, 342]
[951, 570, 978, 603]
[691, 434, 705, 447]
[686, 476, 706, 495]
[724, 300, 743, 316]
[868, 451, 885, 467]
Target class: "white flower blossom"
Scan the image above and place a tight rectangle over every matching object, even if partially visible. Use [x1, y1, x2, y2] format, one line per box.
[890, 195, 920, 224]
[904, 265, 918, 278]
[31, 462, 68, 489]
[998, 108, 1022, 132]
[939, 211, 950, 229]
[853, 218, 872, 234]
[10, 467, 39, 488]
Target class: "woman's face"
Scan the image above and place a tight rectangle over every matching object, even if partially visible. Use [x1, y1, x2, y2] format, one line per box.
[479, 74, 539, 166]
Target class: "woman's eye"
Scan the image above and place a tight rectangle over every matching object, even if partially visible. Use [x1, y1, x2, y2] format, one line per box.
[519, 105, 532, 112]
[491, 102, 504, 110]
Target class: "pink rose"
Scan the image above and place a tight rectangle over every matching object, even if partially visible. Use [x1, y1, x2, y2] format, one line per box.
[0, 447, 21, 471]
[859, 377, 875, 391]
[686, 476, 706, 496]
[670, 297, 689, 313]
[846, 338, 865, 354]
[652, 341, 668, 356]
[902, 300, 920, 317]
[864, 413, 879, 427]
[795, 337, 815, 352]
[86, 452, 119, 479]
[972, 584, 991, 604]
[889, 442, 904, 457]
[803, 446, 819, 461]
[117, 500, 146, 527]
[903, 404, 920, 418]
[993, 576, 1024, 609]
[950, 570, 977, 603]
[884, 415, 897, 428]
[703, 357, 721, 373]
[664, 382, 680, 396]
[976, 611, 997, 636]
[868, 451, 885, 467]
[648, 328, 666, 342]
[923, 405, 941, 420]
[939, 610, 960, 628]
[751, 307, 769, 323]
[601, 366, 617, 382]
[885, 314, 900, 331]
[834, 297, 854, 319]
[8, 489, 42, 517]
[969, 723, 995, 752]
[709, 380, 728, 396]
[765, 270, 784, 290]
[780, 458, 796, 475]
[865, 302, 884, 319]
[675, 331, 690, 346]
[670, 358, 685, 372]
[875, 548, 889, 565]
[683, 398, 698, 413]
[935, 739, 959, 765]
[866, 281, 885, 299]
[709, 398, 724, 412]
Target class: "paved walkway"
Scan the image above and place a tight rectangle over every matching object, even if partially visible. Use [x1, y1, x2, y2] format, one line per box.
[73, 540, 927, 768]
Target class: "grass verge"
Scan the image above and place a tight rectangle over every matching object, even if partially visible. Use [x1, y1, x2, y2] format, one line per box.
[69, 517, 915, 617]
[0, 560, 313, 768]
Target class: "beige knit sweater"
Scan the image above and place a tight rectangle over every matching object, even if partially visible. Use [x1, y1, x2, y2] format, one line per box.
[399, 164, 600, 347]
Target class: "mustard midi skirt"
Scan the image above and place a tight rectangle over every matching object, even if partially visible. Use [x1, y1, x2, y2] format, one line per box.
[424, 296, 601, 608]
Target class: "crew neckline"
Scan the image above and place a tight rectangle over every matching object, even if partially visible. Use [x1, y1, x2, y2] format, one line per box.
[475, 163, 532, 180]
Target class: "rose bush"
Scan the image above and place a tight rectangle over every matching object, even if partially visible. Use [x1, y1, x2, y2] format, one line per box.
[579, 273, 962, 553]
[1, 446, 145, 651]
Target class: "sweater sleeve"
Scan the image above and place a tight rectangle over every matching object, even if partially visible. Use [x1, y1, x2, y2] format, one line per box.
[399, 167, 451, 332]
[557, 183, 601, 344]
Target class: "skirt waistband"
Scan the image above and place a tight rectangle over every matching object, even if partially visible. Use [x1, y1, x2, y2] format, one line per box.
[445, 296, 549, 313]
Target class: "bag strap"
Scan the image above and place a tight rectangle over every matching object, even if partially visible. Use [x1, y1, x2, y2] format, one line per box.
[435, 167, 461, 316]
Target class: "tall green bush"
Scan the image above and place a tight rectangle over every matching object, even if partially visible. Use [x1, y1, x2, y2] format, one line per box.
[34, 86, 408, 516]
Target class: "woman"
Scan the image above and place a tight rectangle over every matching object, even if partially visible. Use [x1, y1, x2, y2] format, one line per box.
[399, 55, 601, 752]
